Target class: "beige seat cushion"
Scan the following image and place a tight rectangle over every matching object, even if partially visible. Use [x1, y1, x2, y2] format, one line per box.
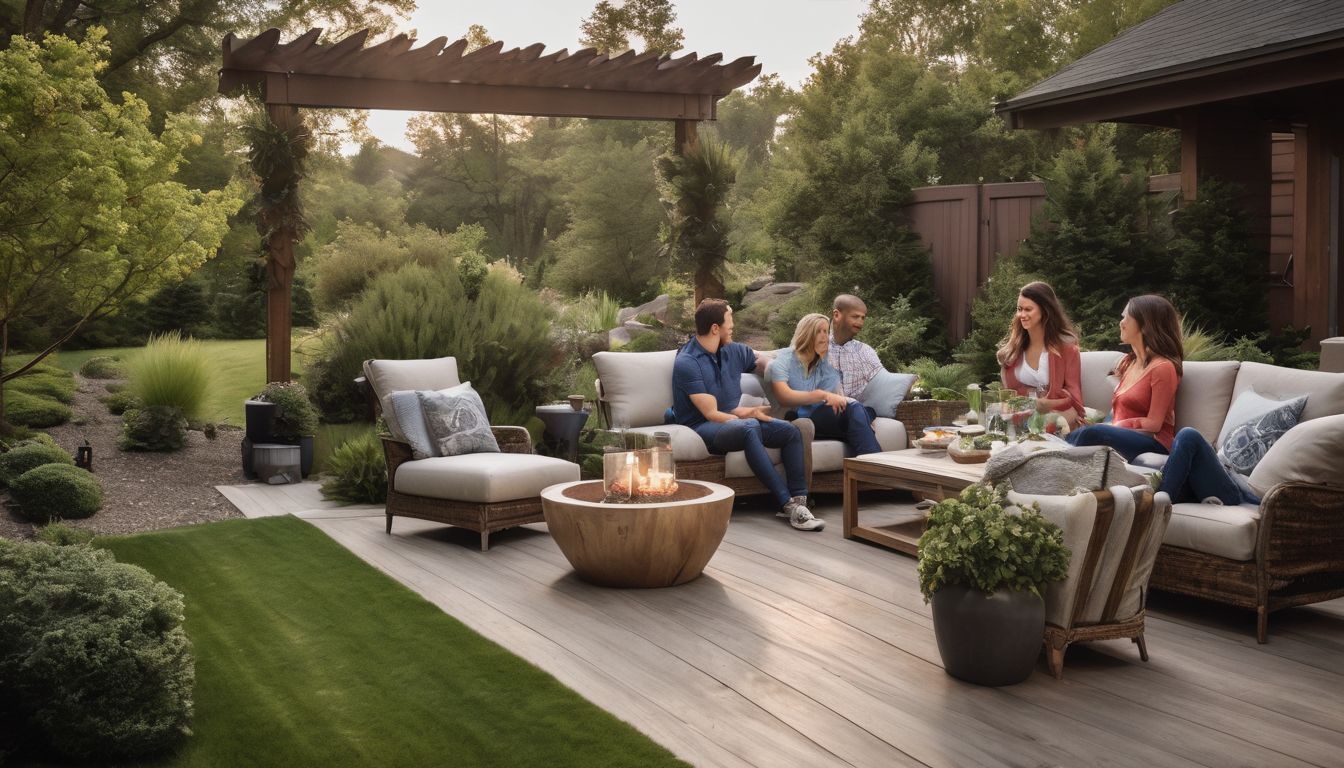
[811, 440, 847, 473]
[872, 418, 907, 452]
[1174, 361, 1241, 442]
[593, 350, 678, 428]
[394, 453, 579, 503]
[724, 448, 783, 478]
[1248, 413, 1344, 495]
[625, 425, 711, 462]
[364, 357, 462, 438]
[1232, 362, 1344, 423]
[1079, 350, 1124, 413]
[1163, 501, 1260, 561]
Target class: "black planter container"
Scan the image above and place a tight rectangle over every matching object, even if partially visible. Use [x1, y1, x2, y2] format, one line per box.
[931, 583, 1044, 686]
[244, 400, 278, 443]
[296, 435, 314, 478]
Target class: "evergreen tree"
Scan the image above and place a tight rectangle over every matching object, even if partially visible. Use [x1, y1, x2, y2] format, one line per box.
[954, 255, 1041, 382]
[1015, 126, 1167, 348]
[1167, 180, 1266, 340]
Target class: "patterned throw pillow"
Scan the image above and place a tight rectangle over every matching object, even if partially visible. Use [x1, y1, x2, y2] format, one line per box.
[1216, 390, 1307, 475]
[417, 384, 499, 457]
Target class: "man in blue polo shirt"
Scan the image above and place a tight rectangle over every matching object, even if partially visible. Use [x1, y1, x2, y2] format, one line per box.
[672, 299, 820, 531]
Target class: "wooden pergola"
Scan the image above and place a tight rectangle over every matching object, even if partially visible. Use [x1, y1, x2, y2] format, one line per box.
[219, 28, 760, 382]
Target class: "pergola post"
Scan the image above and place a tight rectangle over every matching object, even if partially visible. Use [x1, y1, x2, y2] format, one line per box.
[264, 103, 299, 384]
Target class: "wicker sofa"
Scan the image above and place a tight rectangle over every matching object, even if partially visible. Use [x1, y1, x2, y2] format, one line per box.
[1077, 351, 1344, 641]
[592, 350, 908, 496]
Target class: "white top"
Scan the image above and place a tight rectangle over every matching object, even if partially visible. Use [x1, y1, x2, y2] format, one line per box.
[1015, 354, 1050, 392]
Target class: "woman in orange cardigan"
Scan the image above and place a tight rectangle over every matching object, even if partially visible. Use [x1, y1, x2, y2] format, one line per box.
[997, 281, 1084, 427]
[1066, 294, 1184, 460]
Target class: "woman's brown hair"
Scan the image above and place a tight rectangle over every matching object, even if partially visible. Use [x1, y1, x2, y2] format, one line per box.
[1119, 294, 1184, 377]
[995, 281, 1078, 367]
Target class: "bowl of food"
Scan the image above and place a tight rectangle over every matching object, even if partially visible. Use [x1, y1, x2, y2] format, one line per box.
[914, 426, 958, 452]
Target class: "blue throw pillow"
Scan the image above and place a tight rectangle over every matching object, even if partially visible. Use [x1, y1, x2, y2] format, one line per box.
[389, 390, 438, 459]
[1216, 390, 1308, 475]
[859, 370, 918, 420]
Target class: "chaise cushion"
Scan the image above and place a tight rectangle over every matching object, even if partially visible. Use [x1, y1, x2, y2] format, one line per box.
[1079, 350, 1124, 413]
[364, 357, 461, 424]
[1175, 361, 1241, 442]
[1232, 361, 1344, 423]
[1163, 501, 1261, 561]
[394, 453, 579, 503]
[1248, 413, 1344, 495]
[593, 350, 678, 428]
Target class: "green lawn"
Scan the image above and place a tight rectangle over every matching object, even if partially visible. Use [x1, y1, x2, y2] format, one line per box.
[95, 517, 685, 768]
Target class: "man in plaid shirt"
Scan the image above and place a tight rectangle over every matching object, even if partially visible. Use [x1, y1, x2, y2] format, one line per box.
[828, 294, 884, 401]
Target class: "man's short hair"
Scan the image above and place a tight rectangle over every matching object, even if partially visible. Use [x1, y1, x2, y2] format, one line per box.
[694, 299, 731, 336]
[833, 294, 866, 315]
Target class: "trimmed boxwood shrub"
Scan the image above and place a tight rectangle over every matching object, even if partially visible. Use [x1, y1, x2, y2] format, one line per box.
[9, 371, 77, 404]
[102, 388, 142, 415]
[120, 405, 187, 452]
[79, 355, 127, 379]
[35, 521, 94, 546]
[9, 463, 102, 522]
[2, 389, 73, 428]
[0, 441, 74, 486]
[0, 539, 194, 760]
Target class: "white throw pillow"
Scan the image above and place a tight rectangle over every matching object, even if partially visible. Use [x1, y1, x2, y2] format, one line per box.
[1248, 413, 1344, 496]
[1215, 389, 1307, 475]
[860, 370, 918, 420]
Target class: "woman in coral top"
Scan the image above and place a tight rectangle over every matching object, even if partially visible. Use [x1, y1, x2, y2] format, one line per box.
[998, 281, 1084, 427]
[1066, 294, 1183, 460]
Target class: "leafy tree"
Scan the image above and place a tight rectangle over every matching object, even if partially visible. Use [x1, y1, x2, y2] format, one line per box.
[1015, 125, 1168, 348]
[1167, 180, 1266, 340]
[0, 32, 241, 429]
[580, 0, 684, 55]
[658, 138, 738, 304]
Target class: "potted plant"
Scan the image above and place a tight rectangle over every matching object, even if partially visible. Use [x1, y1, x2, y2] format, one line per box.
[255, 381, 319, 478]
[917, 483, 1070, 686]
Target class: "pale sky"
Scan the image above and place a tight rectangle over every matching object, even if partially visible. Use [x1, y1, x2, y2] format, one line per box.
[359, 0, 869, 153]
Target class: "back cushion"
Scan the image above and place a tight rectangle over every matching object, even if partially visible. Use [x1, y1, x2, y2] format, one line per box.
[1248, 413, 1344, 495]
[364, 357, 461, 424]
[1232, 362, 1344, 423]
[1175, 361, 1240, 443]
[593, 350, 678, 428]
[1079, 351, 1124, 413]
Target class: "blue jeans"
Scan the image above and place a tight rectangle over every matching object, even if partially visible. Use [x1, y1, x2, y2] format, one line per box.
[1158, 428, 1244, 505]
[695, 418, 806, 507]
[1065, 424, 1167, 462]
[806, 402, 881, 456]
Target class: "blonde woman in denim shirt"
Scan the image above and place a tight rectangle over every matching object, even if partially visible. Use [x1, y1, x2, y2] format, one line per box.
[767, 313, 882, 456]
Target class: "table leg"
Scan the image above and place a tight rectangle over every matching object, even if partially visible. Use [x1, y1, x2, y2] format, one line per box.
[843, 468, 859, 539]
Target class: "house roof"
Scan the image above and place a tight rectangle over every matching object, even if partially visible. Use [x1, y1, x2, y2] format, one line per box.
[219, 28, 761, 122]
[998, 0, 1344, 120]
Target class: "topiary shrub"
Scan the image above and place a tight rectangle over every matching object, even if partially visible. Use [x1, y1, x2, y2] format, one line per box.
[0, 441, 74, 486]
[120, 405, 188, 452]
[256, 381, 318, 441]
[319, 429, 388, 503]
[8, 464, 102, 522]
[2, 389, 73, 428]
[0, 539, 193, 760]
[35, 521, 94, 546]
[102, 389, 142, 415]
[79, 355, 127, 379]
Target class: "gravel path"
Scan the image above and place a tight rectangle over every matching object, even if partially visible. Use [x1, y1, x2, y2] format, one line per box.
[0, 376, 246, 540]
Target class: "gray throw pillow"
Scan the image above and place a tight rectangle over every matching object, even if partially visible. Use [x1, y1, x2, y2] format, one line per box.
[388, 382, 472, 459]
[417, 384, 499, 457]
[860, 370, 918, 419]
[1216, 390, 1307, 475]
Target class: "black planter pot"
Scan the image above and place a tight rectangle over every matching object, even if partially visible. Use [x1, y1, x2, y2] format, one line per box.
[244, 400, 278, 443]
[931, 583, 1044, 686]
[296, 435, 314, 478]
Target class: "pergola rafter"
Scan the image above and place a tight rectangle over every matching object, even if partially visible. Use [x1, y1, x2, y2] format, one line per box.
[218, 28, 761, 383]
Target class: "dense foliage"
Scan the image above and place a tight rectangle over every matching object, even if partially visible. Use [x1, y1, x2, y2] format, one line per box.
[0, 539, 193, 760]
[8, 463, 103, 522]
[120, 405, 189, 452]
[917, 483, 1070, 600]
[319, 429, 389, 504]
[1167, 180, 1267, 340]
[257, 382, 320, 441]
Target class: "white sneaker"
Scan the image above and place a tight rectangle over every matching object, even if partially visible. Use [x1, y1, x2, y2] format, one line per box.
[782, 497, 824, 531]
[777, 495, 808, 518]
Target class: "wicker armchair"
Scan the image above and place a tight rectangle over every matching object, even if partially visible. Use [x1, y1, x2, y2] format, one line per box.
[358, 357, 579, 551]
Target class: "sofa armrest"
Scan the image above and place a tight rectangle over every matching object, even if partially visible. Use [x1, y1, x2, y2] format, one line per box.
[1258, 481, 1344, 578]
[380, 435, 413, 486]
[491, 426, 534, 454]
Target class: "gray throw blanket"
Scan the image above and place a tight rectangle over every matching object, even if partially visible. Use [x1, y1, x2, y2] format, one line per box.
[984, 444, 1146, 495]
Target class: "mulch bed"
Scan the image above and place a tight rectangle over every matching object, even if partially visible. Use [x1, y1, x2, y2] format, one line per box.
[0, 375, 246, 540]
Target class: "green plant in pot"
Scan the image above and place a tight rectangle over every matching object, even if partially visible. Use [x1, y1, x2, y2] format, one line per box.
[917, 483, 1070, 686]
[256, 382, 319, 478]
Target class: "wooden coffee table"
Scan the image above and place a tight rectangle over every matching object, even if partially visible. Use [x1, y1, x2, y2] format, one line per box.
[843, 449, 987, 556]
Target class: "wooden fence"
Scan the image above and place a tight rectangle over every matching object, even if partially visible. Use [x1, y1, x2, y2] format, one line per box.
[906, 174, 1181, 341]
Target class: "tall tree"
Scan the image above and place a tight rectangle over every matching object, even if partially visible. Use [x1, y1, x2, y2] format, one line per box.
[580, 0, 683, 55]
[0, 32, 242, 427]
[658, 139, 738, 304]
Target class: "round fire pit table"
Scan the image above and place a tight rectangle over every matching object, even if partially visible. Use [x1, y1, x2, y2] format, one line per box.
[540, 480, 734, 588]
